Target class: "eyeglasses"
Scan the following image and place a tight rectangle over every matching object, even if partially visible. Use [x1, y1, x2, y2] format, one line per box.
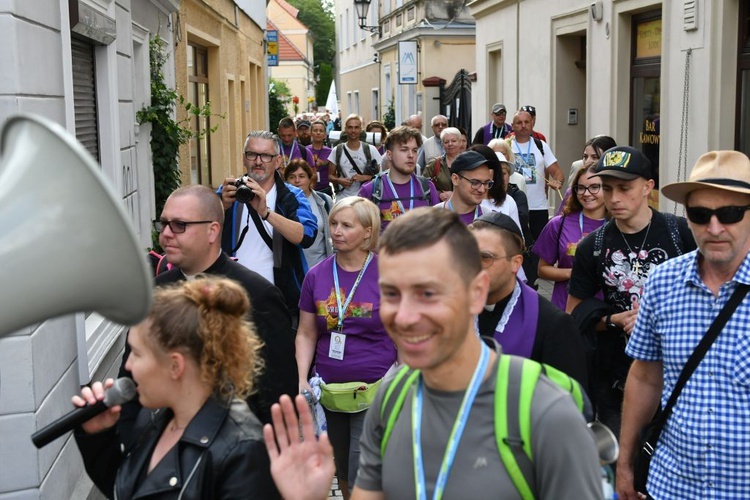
[574, 183, 602, 195]
[685, 205, 750, 225]
[480, 251, 510, 268]
[153, 219, 213, 234]
[457, 174, 494, 190]
[244, 151, 277, 163]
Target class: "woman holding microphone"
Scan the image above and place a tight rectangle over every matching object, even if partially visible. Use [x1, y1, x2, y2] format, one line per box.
[72, 277, 279, 499]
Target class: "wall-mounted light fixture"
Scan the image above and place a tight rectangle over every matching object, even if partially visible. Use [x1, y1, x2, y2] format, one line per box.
[354, 0, 382, 36]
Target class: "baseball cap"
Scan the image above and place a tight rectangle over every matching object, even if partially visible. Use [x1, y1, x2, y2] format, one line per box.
[662, 150, 750, 205]
[520, 105, 536, 117]
[475, 211, 523, 241]
[450, 151, 492, 175]
[492, 103, 507, 114]
[297, 120, 311, 129]
[592, 146, 653, 181]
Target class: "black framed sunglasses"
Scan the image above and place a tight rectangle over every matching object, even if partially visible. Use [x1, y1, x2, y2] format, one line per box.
[685, 205, 750, 225]
[153, 219, 213, 234]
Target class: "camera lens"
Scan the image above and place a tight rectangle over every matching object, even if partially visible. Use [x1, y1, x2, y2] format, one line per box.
[236, 185, 255, 203]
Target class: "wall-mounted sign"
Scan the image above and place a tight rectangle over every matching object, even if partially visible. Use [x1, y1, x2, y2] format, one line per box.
[267, 30, 278, 67]
[635, 19, 661, 59]
[398, 41, 418, 85]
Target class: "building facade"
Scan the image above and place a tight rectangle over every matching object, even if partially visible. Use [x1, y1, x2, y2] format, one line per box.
[0, 0, 178, 497]
[267, 0, 316, 117]
[470, 0, 747, 212]
[174, 0, 268, 187]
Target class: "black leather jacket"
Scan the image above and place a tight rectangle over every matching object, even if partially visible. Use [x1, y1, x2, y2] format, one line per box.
[75, 397, 280, 499]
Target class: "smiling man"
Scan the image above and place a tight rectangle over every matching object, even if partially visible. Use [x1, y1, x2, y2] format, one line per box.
[617, 151, 750, 499]
[436, 150, 495, 225]
[329, 114, 382, 198]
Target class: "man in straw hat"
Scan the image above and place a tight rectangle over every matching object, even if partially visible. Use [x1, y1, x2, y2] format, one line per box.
[617, 151, 750, 499]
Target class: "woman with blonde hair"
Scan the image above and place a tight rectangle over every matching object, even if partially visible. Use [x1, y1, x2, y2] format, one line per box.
[73, 277, 278, 498]
[423, 127, 462, 201]
[295, 196, 396, 500]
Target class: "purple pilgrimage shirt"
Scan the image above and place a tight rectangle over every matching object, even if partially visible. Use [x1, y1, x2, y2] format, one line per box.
[358, 174, 440, 232]
[307, 144, 332, 190]
[532, 212, 606, 310]
[298, 253, 396, 384]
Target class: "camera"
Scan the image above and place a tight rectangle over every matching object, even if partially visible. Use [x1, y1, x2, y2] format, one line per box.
[233, 175, 255, 203]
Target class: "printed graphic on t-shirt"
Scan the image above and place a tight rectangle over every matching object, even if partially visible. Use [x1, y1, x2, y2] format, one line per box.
[601, 246, 670, 311]
[317, 288, 374, 330]
[381, 201, 404, 221]
[514, 154, 537, 185]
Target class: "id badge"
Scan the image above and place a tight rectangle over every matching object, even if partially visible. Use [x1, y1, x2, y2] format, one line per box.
[329, 331, 346, 360]
[317, 171, 321, 183]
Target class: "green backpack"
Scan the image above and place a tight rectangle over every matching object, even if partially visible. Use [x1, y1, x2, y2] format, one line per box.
[378, 354, 586, 500]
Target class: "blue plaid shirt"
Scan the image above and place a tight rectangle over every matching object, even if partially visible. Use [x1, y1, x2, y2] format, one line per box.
[627, 250, 750, 498]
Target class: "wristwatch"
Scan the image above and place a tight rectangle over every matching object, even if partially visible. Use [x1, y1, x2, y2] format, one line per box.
[605, 314, 617, 330]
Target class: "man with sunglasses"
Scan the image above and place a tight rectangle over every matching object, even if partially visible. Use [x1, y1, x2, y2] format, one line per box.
[220, 130, 317, 318]
[566, 146, 695, 441]
[470, 212, 588, 386]
[616, 151, 750, 499]
[117, 185, 296, 443]
[436, 150, 496, 225]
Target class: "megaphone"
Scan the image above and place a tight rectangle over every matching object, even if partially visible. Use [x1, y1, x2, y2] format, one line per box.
[0, 114, 153, 337]
[327, 131, 382, 146]
[588, 421, 619, 465]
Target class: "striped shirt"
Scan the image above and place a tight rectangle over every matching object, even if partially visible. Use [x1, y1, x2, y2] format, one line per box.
[627, 250, 750, 498]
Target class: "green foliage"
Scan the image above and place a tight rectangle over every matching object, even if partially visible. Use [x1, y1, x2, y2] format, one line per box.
[269, 78, 292, 134]
[383, 99, 396, 130]
[316, 63, 333, 106]
[286, 0, 335, 80]
[136, 35, 221, 249]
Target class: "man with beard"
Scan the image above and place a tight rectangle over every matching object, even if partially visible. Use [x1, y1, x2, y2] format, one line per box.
[359, 126, 440, 231]
[220, 130, 317, 318]
[296, 119, 312, 146]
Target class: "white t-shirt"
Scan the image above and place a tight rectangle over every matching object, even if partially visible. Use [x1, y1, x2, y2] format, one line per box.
[510, 138, 558, 211]
[236, 185, 277, 283]
[328, 143, 382, 198]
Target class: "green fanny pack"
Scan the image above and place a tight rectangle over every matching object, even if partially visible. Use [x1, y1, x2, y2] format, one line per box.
[319, 379, 383, 413]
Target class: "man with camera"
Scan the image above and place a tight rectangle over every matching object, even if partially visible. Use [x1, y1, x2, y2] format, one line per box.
[329, 114, 382, 198]
[220, 130, 318, 319]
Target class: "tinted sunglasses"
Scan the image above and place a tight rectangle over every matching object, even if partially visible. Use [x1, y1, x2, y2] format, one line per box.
[686, 205, 750, 225]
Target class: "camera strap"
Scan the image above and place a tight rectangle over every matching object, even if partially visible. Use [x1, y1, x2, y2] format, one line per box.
[231, 205, 272, 253]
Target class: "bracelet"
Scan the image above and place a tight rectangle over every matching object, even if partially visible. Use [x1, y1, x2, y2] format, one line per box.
[605, 314, 616, 330]
[261, 209, 271, 221]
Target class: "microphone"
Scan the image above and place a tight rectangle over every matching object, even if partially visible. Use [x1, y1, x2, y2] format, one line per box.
[31, 377, 137, 449]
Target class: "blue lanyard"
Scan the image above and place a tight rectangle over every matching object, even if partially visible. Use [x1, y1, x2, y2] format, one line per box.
[513, 139, 533, 164]
[280, 140, 298, 167]
[579, 211, 584, 236]
[412, 342, 490, 500]
[385, 171, 416, 213]
[332, 252, 373, 330]
[446, 201, 480, 221]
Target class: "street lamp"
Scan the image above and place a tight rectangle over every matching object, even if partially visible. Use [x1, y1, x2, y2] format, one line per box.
[354, 0, 382, 36]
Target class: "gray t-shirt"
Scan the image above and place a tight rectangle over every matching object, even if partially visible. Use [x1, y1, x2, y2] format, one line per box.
[356, 357, 602, 499]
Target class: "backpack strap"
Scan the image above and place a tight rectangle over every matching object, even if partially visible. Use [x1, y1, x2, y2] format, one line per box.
[593, 218, 613, 281]
[416, 175, 432, 201]
[379, 366, 420, 459]
[533, 138, 545, 156]
[495, 355, 540, 500]
[661, 212, 684, 257]
[371, 172, 384, 205]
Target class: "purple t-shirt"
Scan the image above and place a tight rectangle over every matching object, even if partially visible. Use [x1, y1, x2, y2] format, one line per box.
[298, 253, 396, 384]
[280, 140, 312, 167]
[307, 144, 332, 190]
[433, 201, 484, 225]
[532, 212, 606, 310]
[358, 174, 441, 231]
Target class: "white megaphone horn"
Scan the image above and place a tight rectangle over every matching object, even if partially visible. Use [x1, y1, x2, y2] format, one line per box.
[0, 114, 153, 337]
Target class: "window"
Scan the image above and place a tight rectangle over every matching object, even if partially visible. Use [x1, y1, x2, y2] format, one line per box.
[354, 91, 360, 115]
[372, 89, 379, 121]
[630, 11, 661, 192]
[71, 37, 100, 162]
[188, 43, 212, 186]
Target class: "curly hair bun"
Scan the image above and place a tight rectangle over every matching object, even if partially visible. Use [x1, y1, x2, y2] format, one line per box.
[195, 279, 249, 318]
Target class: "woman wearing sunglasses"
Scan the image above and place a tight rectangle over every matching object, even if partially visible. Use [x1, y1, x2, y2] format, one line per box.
[532, 163, 608, 310]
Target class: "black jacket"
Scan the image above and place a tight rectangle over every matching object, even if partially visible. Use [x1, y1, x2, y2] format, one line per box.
[118, 253, 297, 442]
[76, 397, 280, 499]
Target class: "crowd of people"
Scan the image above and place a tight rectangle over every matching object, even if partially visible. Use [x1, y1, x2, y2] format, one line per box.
[66, 105, 750, 500]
